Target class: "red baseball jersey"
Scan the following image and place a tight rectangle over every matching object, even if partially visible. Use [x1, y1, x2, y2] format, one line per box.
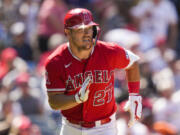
[45, 40, 131, 122]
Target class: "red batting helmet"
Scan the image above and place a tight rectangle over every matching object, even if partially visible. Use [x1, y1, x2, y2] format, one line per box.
[64, 8, 100, 42]
[64, 8, 98, 29]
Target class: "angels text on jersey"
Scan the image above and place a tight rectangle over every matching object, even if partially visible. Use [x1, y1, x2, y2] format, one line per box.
[46, 69, 114, 106]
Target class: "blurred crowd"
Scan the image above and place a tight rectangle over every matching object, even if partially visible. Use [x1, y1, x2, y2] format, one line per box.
[0, 0, 179, 135]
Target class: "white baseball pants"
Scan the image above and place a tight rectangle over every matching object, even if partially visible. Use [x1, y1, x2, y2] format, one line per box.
[60, 114, 117, 135]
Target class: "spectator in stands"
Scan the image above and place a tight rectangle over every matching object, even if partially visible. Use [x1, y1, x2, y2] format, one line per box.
[10, 115, 42, 135]
[152, 67, 180, 133]
[18, 0, 40, 43]
[15, 72, 43, 116]
[10, 22, 33, 62]
[0, 97, 22, 135]
[0, 0, 21, 31]
[169, 0, 180, 58]
[0, 121, 10, 135]
[0, 48, 17, 81]
[37, 0, 68, 53]
[64, 0, 91, 8]
[131, 0, 178, 52]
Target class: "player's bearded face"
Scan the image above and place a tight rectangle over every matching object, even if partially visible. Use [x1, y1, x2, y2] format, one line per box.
[69, 26, 94, 50]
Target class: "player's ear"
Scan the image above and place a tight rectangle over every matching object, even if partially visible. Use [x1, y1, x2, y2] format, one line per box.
[64, 29, 69, 36]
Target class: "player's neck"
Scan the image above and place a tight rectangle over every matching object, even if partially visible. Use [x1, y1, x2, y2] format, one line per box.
[68, 42, 94, 60]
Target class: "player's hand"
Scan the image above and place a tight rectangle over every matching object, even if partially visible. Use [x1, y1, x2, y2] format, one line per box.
[124, 94, 142, 127]
[75, 76, 91, 103]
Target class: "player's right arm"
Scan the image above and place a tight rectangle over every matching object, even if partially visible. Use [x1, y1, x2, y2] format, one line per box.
[47, 77, 91, 110]
[45, 58, 90, 110]
[47, 92, 78, 110]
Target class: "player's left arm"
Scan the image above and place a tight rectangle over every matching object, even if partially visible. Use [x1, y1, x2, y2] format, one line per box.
[125, 61, 140, 83]
[124, 51, 142, 127]
[109, 44, 142, 127]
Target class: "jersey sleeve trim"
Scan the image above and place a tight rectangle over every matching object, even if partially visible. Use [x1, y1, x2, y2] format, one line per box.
[47, 88, 66, 92]
[124, 50, 140, 69]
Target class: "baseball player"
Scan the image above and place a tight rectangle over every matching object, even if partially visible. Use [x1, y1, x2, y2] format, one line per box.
[45, 8, 142, 135]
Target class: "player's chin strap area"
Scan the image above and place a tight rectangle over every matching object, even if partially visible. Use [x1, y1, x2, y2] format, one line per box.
[94, 26, 101, 46]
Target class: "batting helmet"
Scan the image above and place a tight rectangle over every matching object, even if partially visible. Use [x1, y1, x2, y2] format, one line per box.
[64, 8, 98, 29]
[64, 8, 100, 40]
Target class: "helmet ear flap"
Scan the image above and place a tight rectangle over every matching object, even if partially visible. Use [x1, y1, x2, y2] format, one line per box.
[93, 26, 101, 46]
[93, 26, 97, 38]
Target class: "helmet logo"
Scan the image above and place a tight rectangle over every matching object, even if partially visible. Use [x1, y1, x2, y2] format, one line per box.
[82, 12, 91, 24]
